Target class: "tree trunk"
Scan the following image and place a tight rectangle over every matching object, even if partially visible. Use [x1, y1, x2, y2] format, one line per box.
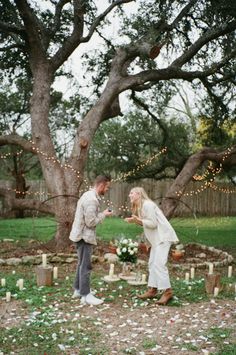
[52, 193, 78, 250]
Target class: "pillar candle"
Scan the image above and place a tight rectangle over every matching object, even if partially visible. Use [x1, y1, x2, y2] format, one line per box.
[228, 266, 232, 278]
[185, 272, 190, 282]
[109, 263, 114, 277]
[141, 274, 146, 283]
[53, 267, 58, 279]
[18, 279, 24, 290]
[1, 278, 6, 287]
[213, 287, 219, 297]
[42, 254, 47, 267]
[208, 263, 214, 275]
[6, 291, 11, 302]
[190, 267, 195, 279]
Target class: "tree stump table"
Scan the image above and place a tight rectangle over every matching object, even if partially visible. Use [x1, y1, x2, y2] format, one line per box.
[36, 265, 53, 286]
[205, 273, 221, 294]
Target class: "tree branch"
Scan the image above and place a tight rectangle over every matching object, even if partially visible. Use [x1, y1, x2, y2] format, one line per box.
[168, 0, 198, 31]
[51, 0, 134, 70]
[130, 91, 168, 146]
[0, 21, 24, 35]
[162, 145, 236, 217]
[14, 0, 48, 57]
[171, 20, 236, 68]
[80, 0, 134, 43]
[51, 0, 71, 35]
[0, 188, 54, 214]
[0, 134, 35, 153]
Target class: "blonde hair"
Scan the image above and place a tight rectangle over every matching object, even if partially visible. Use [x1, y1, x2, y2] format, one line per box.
[130, 187, 151, 216]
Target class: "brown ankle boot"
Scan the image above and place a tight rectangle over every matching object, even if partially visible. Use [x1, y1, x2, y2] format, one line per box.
[137, 287, 157, 299]
[156, 288, 173, 305]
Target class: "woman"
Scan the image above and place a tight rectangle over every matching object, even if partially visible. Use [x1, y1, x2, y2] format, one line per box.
[125, 187, 178, 305]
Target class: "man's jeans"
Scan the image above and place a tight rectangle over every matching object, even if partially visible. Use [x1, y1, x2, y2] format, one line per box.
[74, 239, 93, 296]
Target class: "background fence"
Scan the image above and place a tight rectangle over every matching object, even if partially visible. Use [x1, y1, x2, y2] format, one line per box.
[1, 179, 236, 217]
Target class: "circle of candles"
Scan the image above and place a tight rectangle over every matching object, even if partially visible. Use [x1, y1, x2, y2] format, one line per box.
[42, 254, 47, 267]
[190, 267, 195, 279]
[1, 278, 6, 287]
[208, 263, 214, 275]
[185, 272, 190, 282]
[6, 291, 11, 302]
[53, 267, 58, 279]
[109, 263, 114, 277]
[228, 266, 232, 278]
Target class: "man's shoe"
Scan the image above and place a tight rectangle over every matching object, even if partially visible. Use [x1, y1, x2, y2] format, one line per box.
[81, 293, 103, 306]
[156, 288, 173, 305]
[137, 287, 157, 299]
[72, 290, 81, 298]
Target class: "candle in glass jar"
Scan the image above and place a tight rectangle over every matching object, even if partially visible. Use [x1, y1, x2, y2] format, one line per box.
[190, 267, 195, 279]
[6, 291, 11, 302]
[213, 287, 219, 297]
[208, 263, 214, 275]
[1, 278, 6, 287]
[109, 263, 114, 277]
[185, 272, 190, 282]
[18, 279, 24, 290]
[42, 254, 47, 267]
[228, 266, 232, 278]
[53, 267, 58, 279]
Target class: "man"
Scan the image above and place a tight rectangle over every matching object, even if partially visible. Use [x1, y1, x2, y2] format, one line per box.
[69, 175, 113, 305]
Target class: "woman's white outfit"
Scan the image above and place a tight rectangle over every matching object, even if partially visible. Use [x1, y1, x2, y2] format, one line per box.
[140, 200, 179, 290]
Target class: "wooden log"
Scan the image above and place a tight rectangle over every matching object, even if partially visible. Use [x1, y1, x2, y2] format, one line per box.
[36, 265, 53, 286]
[205, 273, 221, 294]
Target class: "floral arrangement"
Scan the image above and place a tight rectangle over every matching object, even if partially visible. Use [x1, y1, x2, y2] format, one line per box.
[115, 237, 139, 263]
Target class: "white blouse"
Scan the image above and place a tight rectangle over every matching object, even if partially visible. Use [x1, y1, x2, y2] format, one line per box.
[141, 200, 179, 247]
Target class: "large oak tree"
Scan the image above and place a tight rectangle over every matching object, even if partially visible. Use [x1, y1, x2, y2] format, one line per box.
[0, 0, 235, 248]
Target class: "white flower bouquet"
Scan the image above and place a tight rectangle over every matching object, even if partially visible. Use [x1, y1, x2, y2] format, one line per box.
[115, 237, 139, 263]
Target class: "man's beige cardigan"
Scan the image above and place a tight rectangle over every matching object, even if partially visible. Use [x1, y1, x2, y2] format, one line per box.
[69, 189, 105, 245]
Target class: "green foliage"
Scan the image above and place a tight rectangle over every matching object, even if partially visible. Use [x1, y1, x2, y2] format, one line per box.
[87, 112, 191, 180]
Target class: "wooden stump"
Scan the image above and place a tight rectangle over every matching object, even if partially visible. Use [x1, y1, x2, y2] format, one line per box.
[36, 265, 53, 286]
[205, 273, 221, 294]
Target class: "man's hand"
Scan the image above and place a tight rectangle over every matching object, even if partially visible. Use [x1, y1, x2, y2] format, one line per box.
[103, 208, 113, 217]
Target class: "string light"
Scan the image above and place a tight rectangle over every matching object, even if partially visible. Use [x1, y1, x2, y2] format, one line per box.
[1, 143, 235, 207]
[7, 188, 52, 197]
[0, 150, 23, 159]
[176, 146, 235, 196]
[112, 147, 167, 182]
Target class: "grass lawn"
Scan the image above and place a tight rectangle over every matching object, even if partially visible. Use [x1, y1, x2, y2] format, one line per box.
[0, 216, 235, 254]
[0, 216, 236, 354]
[0, 263, 235, 354]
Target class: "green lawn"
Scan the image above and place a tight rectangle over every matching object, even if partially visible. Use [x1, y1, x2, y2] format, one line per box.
[0, 216, 235, 251]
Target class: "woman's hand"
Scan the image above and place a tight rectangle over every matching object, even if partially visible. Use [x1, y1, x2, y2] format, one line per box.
[124, 217, 135, 223]
[124, 215, 142, 226]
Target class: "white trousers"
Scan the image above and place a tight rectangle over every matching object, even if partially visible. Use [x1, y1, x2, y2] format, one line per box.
[148, 241, 171, 290]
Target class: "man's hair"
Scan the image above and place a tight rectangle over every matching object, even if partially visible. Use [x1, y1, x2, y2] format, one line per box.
[94, 175, 111, 185]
